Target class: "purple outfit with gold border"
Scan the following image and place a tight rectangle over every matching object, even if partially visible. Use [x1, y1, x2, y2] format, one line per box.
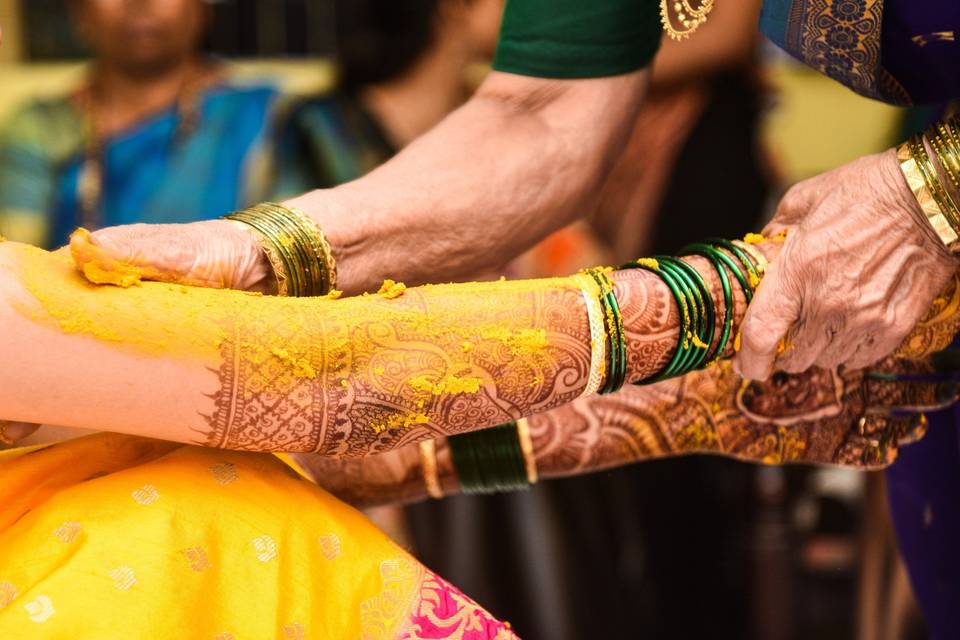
[761, 1, 960, 634]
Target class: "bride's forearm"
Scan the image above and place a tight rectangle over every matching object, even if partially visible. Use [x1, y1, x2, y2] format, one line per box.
[305, 271, 960, 506]
[0, 237, 794, 456]
[2, 242, 674, 454]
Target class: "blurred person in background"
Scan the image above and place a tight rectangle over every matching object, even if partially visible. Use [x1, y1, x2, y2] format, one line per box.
[272, 1, 775, 637]
[0, 0, 279, 249]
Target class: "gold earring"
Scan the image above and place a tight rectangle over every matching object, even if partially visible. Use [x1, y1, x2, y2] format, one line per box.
[660, 0, 714, 40]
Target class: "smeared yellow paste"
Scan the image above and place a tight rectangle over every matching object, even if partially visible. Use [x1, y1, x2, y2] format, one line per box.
[409, 373, 484, 395]
[377, 279, 406, 299]
[9, 244, 585, 436]
[71, 228, 151, 287]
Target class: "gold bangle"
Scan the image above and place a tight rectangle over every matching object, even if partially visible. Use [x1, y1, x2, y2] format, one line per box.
[419, 439, 444, 499]
[224, 202, 337, 296]
[911, 135, 960, 227]
[237, 224, 290, 296]
[515, 417, 538, 484]
[932, 125, 960, 195]
[262, 202, 338, 294]
[898, 140, 960, 252]
[576, 273, 607, 397]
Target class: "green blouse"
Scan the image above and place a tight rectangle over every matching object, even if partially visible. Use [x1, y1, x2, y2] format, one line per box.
[492, 0, 663, 79]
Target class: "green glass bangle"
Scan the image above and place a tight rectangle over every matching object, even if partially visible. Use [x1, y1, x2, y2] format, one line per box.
[694, 242, 753, 304]
[707, 239, 760, 293]
[651, 262, 690, 380]
[621, 259, 690, 383]
[682, 244, 734, 361]
[448, 422, 530, 494]
[260, 202, 331, 293]
[657, 259, 702, 376]
[662, 257, 715, 371]
[589, 269, 628, 394]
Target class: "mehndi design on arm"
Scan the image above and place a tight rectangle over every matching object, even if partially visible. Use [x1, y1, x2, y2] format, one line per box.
[202, 279, 593, 455]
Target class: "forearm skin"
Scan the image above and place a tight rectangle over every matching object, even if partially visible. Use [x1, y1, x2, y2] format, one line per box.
[285, 70, 651, 295]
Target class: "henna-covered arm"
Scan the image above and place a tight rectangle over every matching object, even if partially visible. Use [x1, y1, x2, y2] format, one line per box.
[296, 274, 960, 507]
[0, 238, 685, 455]
[299, 357, 945, 508]
[1, 237, 953, 459]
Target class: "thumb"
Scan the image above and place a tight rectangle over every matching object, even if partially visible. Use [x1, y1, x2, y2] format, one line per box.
[762, 182, 820, 237]
[70, 220, 271, 292]
[733, 260, 801, 381]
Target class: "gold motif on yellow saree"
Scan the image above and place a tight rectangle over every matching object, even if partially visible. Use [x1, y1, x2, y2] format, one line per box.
[208, 462, 239, 485]
[182, 546, 212, 572]
[108, 566, 137, 590]
[318, 533, 342, 560]
[131, 484, 160, 505]
[0, 582, 17, 610]
[360, 558, 422, 640]
[53, 521, 82, 543]
[251, 535, 277, 562]
[23, 595, 55, 623]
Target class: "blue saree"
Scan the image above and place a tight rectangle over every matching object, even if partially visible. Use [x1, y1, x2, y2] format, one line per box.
[760, 0, 960, 105]
[0, 76, 280, 249]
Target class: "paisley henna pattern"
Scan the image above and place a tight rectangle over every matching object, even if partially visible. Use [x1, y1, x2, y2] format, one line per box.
[530, 357, 937, 478]
[201, 279, 595, 455]
[200, 237, 959, 460]
[896, 273, 960, 359]
[303, 355, 943, 508]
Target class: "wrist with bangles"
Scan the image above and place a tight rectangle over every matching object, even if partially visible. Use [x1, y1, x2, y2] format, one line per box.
[897, 115, 960, 254]
[424, 238, 766, 497]
[224, 201, 338, 297]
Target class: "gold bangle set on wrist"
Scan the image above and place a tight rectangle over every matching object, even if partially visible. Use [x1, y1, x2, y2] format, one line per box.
[225, 202, 337, 297]
[898, 117, 960, 253]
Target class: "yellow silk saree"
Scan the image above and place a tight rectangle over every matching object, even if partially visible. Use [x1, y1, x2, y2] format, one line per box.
[0, 434, 517, 639]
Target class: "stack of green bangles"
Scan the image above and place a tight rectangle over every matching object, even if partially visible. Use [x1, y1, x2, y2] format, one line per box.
[448, 421, 530, 495]
[623, 239, 761, 385]
[445, 238, 763, 496]
[585, 268, 629, 395]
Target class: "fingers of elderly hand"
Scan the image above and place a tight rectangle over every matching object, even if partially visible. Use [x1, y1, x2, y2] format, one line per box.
[863, 361, 954, 414]
[763, 181, 822, 234]
[774, 312, 842, 374]
[735, 260, 801, 381]
[76, 220, 265, 291]
[846, 415, 904, 468]
[842, 325, 909, 370]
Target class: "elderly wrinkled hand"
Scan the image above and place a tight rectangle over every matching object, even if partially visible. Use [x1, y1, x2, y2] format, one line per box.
[68, 219, 273, 293]
[734, 150, 959, 380]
